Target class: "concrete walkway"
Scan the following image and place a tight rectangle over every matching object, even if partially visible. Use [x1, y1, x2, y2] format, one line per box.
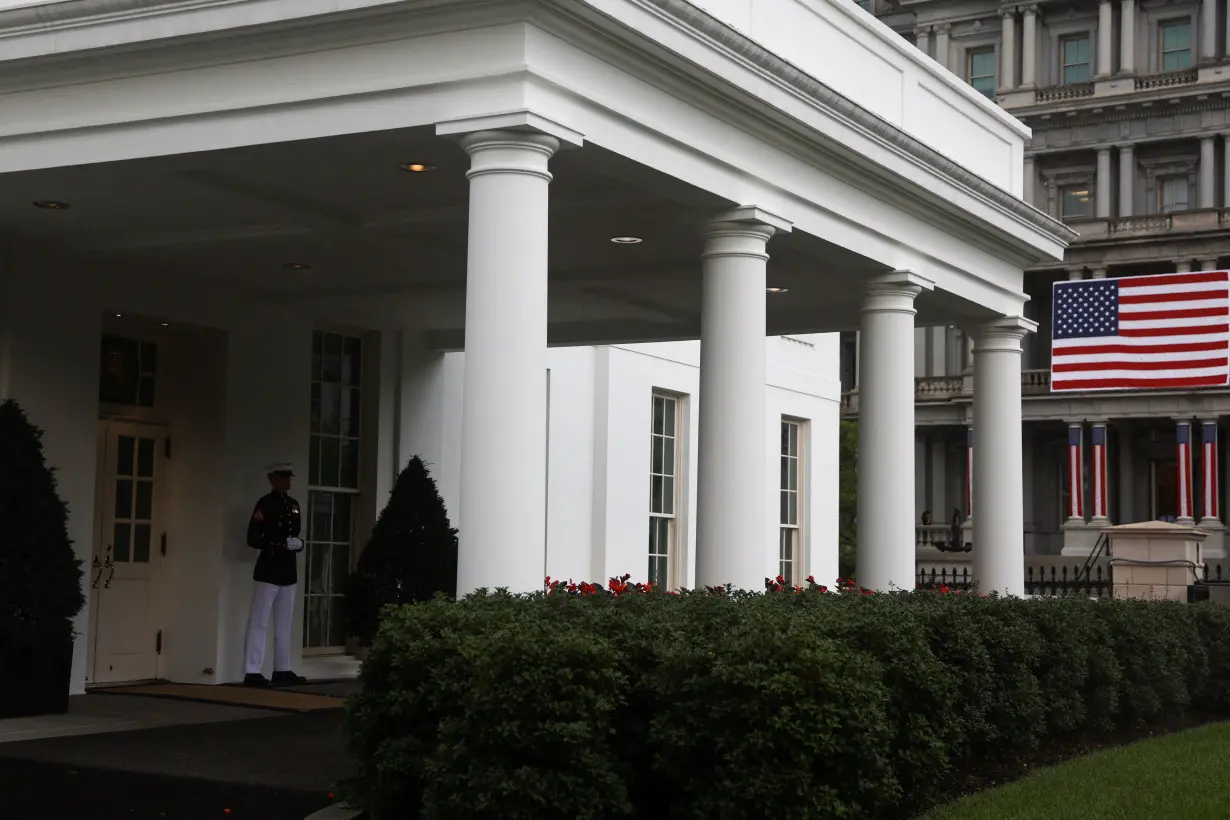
[0, 680, 360, 819]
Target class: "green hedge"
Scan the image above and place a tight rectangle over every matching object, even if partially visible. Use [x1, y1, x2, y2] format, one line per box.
[344, 581, 1230, 819]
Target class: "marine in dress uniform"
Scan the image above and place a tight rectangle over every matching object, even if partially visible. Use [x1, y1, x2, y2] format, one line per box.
[242, 462, 309, 688]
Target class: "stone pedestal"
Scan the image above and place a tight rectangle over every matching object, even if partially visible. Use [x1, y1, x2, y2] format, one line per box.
[1108, 521, 1206, 602]
[1061, 521, 1104, 557]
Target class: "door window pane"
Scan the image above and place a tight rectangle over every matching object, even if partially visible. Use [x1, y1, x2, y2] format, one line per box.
[117, 436, 135, 477]
[137, 438, 155, 478]
[135, 481, 154, 520]
[133, 524, 151, 563]
[115, 480, 134, 519]
[113, 523, 131, 563]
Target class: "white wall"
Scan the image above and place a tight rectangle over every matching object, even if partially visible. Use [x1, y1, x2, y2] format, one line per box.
[388, 333, 843, 591]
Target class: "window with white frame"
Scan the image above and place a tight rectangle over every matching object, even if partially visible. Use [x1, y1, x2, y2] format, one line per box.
[1158, 175, 1190, 213]
[967, 48, 996, 98]
[780, 420, 803, 585]
[1060, 35, 1092, 84]
[649, 393, 680, 588]
[1160, 20, 1193, 71]
[305, 330, 363, 651]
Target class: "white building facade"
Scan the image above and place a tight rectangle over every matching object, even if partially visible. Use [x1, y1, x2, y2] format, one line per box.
[0, 0, 1068, 694]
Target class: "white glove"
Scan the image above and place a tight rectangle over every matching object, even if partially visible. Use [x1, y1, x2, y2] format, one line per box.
[285, 537, 305, 553]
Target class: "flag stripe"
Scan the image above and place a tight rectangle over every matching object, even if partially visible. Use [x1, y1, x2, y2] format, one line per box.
[1051, 374, 1229, 390]
[1119, 287, 1229, 304]
[1121, 306, 1230, 322]
[1121, 271, 1229, 288]
[1052, 357, 1228, 372]
[1053, 334, 1230, 352]
[1118, 323, 1229, 337]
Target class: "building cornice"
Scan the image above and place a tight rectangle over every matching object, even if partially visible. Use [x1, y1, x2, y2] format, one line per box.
[638, 0, 1074, 245]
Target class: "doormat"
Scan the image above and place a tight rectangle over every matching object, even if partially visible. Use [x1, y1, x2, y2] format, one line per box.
[93, 683, 346, 713]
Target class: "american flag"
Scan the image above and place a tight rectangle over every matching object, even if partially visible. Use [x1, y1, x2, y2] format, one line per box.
[1051, 270, 1230, 391]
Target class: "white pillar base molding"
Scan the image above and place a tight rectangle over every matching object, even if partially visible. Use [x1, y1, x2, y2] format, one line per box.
[1061, 520, 1104, 557]
[1198, 519, 1226, 560]
[857, 270, 935, 592]
[453, 128, 560, 595]
[694, 206, 792, 591]
[972, 315, 1036, 596]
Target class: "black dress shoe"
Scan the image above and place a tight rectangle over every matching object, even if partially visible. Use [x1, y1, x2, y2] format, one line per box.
[271, 670, 308, 686]
[243, 673, 271, 688]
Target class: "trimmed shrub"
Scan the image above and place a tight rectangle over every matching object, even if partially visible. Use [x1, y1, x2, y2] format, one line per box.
[345, 456, 458, 647]
[345, 579, 1230, 820]
[0, 400, 85, 651]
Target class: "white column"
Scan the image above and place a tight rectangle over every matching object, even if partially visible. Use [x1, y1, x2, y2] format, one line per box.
[1177, 260, 1193, 273]
[1202, 0, 1218, 62]
[1097, 0, 1114, 77]
[695, 207, 791, 590]
[1023, 156, 1036, 206]
[1092, 266, 1108, 278]
[972, 316, 1035, 596]
[1201, 256, 1220, 271]
[1096, 148, 1112, 218]
[455, 130, 558, 595]
[1068, 269, 1084, 280]
[935, 24, 951, 71]
[1120, 0, 1136, 74]
[914, 26, 931, 59]
[1201, 136, 1216, 208]
[1118, 144, 1135, 216]
[1000, 11, 1017, 91]
[1021, 5, 1038, 88]
[857, 271, 934, 592]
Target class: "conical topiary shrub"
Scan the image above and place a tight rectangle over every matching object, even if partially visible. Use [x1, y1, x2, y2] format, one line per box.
[345, 455, 458, 647]
[0, 399, 85, 717]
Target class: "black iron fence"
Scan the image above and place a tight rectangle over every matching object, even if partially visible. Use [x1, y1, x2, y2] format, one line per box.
[914, 564, 1112, 598]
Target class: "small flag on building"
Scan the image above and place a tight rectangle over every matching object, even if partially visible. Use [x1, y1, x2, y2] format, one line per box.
[1051, 270, 1230, 391]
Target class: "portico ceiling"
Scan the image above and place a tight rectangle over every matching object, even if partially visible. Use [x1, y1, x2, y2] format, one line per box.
[0, 125, 977, 345]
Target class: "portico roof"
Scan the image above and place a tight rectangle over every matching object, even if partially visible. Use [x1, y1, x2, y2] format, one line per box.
[0, 0, 1073, 344]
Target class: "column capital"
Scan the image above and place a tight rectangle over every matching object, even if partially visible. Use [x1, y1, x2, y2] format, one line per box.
[913, 24, 931, 36]
[704, 205, 793, 233]
[862, 270, 934, 310]
[1064, 419, 1085, 428]
[972, 315, 1037, 349]
[436, 111, 583, 147]
[1021, 3, 1038, 14]
[700, 206, 791, 259]
[999, 7, 1017, 19]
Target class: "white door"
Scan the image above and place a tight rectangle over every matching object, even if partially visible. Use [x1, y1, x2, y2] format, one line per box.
[92, 422, 166, 684]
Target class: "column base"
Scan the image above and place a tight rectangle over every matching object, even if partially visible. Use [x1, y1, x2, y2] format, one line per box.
[1198, 518, 1226, 560]
[1061, 520, 1100, 557]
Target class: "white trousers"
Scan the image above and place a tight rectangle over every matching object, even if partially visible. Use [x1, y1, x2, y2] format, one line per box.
[243, 582, 296, 675]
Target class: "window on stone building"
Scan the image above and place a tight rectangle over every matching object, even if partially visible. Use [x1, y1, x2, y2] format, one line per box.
[1061, 35, 1092, 84]
[780, 420, 804, 585]
[855, 0, 871, 9]
[967, 48, 996, 98]
[649, 393, 681, 588]
[1158, 175, 1190, 213]
[1060, 184, 1093, 220]
[305, 330, 363, 652]
[1161, 20, 1193, 71]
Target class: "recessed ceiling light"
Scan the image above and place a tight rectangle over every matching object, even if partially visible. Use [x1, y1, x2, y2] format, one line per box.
[766, 287, 789, 294]
[399, 163, 436, 173]
[283, 262, 312, 270]
[114, 313, 123, 317]
[610, 236, 643, 244]
[33, 200, 71, 210]
[160, 322, 169, 327]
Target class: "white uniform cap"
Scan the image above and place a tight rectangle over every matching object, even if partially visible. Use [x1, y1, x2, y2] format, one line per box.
[264, 462, 295, 475]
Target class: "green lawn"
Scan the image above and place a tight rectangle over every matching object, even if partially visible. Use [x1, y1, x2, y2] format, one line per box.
[924, 722, 1230, 819]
